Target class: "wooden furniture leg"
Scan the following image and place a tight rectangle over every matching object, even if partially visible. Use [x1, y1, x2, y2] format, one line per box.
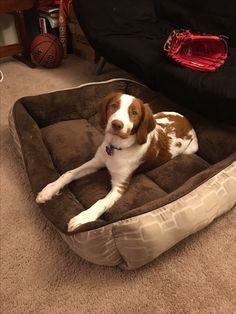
[13, 10, 36, 68]
[95, 56, 106, 75]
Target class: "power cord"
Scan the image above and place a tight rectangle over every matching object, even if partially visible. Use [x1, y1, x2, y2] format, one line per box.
[0, 70, 3, 82]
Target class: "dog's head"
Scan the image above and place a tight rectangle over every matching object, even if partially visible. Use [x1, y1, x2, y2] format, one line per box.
[99, 93, 156, 145]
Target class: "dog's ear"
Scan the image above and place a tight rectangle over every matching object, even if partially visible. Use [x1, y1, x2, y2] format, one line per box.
[136, 103, 156, 145]
[98, 93, 119, 129]
[98, 95, 108, 129]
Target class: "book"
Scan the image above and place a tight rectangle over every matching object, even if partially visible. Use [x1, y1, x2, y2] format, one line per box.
[39, 6, 59, 18]
[39, 13, 59, 28]
[39, 17, 47, 33]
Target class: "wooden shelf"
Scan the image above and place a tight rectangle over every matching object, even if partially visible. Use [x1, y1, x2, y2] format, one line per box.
[0, 0, 33, 13]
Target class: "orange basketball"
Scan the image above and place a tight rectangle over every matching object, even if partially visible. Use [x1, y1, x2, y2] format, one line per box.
[31, 33, 64, 68]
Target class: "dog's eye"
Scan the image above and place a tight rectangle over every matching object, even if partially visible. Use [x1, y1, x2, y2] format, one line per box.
[132, 110, 138, 115]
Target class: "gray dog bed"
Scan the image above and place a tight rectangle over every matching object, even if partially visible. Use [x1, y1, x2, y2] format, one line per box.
[9, 79, 236, 269]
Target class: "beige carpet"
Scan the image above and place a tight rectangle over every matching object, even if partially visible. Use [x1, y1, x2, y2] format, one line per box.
[1, 55, 235, 314]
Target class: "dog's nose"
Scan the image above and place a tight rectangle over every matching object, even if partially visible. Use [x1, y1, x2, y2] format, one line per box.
[112, 120, 124, 131]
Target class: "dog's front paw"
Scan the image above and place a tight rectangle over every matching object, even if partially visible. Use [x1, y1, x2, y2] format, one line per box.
[36, 183, 60, 204]
[68, 210, 98, 232]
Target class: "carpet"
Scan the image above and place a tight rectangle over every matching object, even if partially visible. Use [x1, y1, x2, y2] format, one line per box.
[1, 55, 235, 314]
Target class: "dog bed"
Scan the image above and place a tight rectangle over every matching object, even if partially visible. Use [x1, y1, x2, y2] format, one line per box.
[9, 78, 236, 270]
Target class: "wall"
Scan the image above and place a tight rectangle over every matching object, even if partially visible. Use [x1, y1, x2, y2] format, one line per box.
[0, 13, 19, 47]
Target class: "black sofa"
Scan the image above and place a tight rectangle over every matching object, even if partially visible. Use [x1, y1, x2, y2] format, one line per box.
[72, 0, 236, 125]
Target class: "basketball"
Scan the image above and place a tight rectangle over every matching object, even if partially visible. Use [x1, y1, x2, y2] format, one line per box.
[31, 33, 64, 68]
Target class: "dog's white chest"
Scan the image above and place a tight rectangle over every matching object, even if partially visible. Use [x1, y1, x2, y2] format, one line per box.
[101, 142, 148, 175]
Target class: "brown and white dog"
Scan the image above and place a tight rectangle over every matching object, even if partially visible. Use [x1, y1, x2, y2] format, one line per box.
[36, 93, 198, 231]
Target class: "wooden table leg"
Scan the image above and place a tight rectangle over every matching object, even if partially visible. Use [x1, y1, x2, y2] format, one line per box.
[13, 10, 36, 68]
[95, 56, 106, 75]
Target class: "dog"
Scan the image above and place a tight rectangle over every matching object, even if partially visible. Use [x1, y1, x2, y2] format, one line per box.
[36, 92, 198, 231]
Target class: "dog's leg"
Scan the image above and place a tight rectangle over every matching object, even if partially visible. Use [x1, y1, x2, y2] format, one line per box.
[36, 157, 104, 203]
[67, 175, 130, 231]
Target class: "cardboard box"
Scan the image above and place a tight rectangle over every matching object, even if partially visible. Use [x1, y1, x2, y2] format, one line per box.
[68, 8, 97, 62]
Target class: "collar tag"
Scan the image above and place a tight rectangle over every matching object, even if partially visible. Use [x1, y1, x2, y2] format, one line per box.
[105, 144, 122, 156]
[106, 145, 114, 156]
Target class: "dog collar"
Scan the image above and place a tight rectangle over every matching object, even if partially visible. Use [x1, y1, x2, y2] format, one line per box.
[105, 144, 122, 156]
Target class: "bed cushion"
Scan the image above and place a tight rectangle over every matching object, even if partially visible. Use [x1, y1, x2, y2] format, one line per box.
[9, 79, 236, 269]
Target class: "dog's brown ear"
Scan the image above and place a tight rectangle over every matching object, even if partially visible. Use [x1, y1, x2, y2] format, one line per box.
[98, 93, 120, 129]
[98, 95, 108, 129]
[136, 103, 156, 145]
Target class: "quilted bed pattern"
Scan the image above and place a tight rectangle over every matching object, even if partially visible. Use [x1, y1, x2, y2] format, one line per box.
[9, 79, 236, 269]
[41, 119, 210, 222]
